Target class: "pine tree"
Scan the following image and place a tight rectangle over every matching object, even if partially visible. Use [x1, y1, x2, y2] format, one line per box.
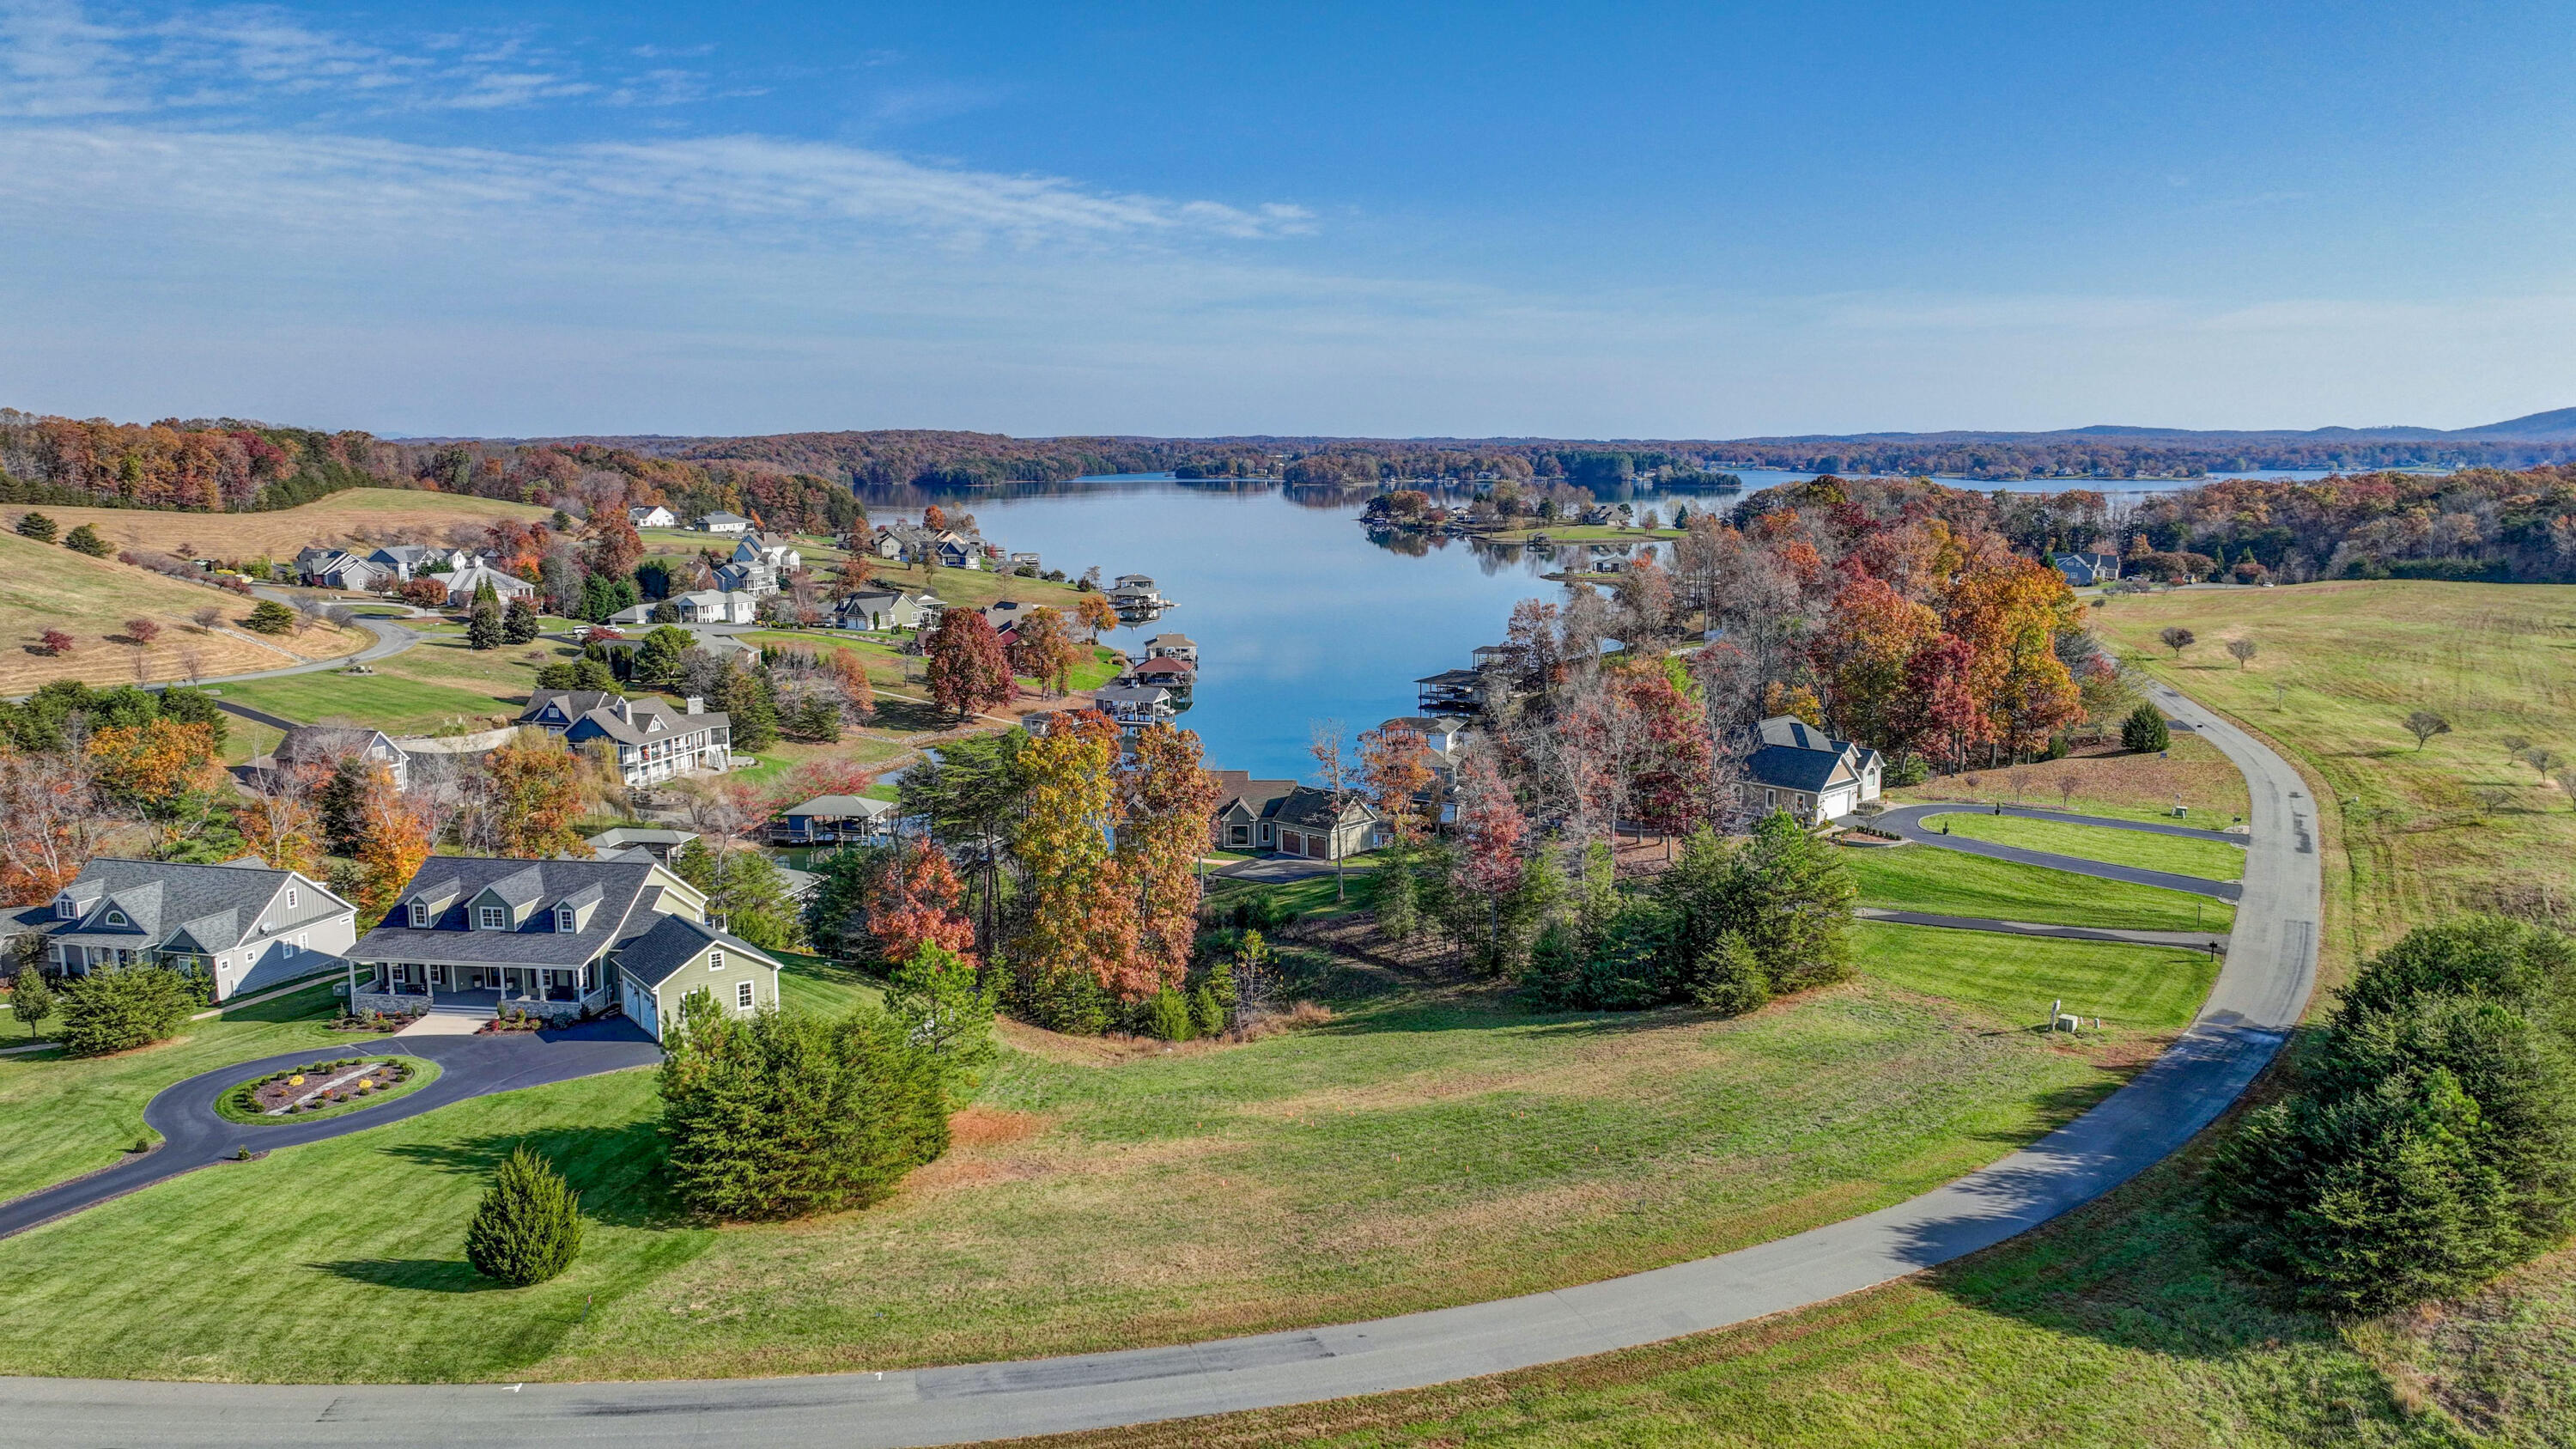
[1728, 812, 1856, 993]
[15, 512, 58, 544]
[466, 582, 502, 650]
[718, 660, 778, 751]
[501, 597, 541, 644]
[2121, 701, 2171, 752]
[464, 1145, 584, 1287]
[1685, 930, 1770, 1016]
[62, 523, 112, 557]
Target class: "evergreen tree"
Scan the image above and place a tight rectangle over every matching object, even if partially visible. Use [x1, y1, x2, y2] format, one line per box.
[717, 660, 779, 752]
[15, 512, 58, 544]
[2120, 702, 2171, 752]
[1373, 842, 1420, 943]
[11, 965, 55, 1040]
[466, 582, 503, 650]
[635, 625, 694, 685]
[1683, 929, 1770, 1016]
[501, 597, 542, 644]
[244, 600, 297, 635]
[62, 523, 112, 557]
[56, 965, 196, 1056]
[1728, 811, 1856, 993]
[671, 839, 807, 953]
[884, 941, 998, 1105]
[464, 1145, 585, 1287]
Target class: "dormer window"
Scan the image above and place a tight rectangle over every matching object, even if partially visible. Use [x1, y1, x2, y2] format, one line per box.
[106, 910, 128, 927]
[478, 905, 505, 930]
[54, 895, 74, 918]
[556, 905, 575, 932]
[409, 902, 428, 928]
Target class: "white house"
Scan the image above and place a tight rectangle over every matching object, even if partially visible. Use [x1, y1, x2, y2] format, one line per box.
[518, 691, 733, 787]
[629, 505, 679, 529]
[1736, 716, 1884, 825]
[439, 563, 536, 606]
[697, 511, 752, 535]
[1, 858, 356, 1002]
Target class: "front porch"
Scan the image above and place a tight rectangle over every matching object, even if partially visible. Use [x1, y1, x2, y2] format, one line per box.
[349, 959, 608, 1026]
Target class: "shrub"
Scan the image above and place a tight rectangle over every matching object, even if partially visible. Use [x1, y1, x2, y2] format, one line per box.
[243, 600, 296, 635]
[62, 524, 113, 558]
[15, 511, 58, 543]
[36, 629, 73, 656]
[56, 965, 197, 1056]
[1144, 988, 1196, 1041]
[2120, 702, 2170, 752]
[11, 965, 56, 1038]
[1886, 754, 1931, 788]
[658, 994, 951, 1221]
[465, 1145, 585, 1287]
[1684, 930, 1771, 1017]
[1190, 985, 1227, 1038]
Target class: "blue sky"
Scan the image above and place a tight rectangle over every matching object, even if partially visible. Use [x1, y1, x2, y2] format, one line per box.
[3, 0, 2573, 438]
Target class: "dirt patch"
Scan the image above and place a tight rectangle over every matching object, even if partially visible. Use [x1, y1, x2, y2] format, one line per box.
[948, 1105, 1053, 1150]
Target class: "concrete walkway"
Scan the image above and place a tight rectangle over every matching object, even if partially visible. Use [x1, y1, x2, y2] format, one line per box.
[0, 1019, 659, 1243]
[1874, 801, 2245, 902]
[0, 679, 2322, 1448]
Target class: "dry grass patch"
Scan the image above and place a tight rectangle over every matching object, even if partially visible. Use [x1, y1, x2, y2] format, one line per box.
[0, 531, 367, 691]
[15, 488, 553, 561]
[1890, 732, 2250, 830]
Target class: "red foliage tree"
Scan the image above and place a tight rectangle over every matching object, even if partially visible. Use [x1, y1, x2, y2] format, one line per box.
[871, 839, 979, 969]
[924, 610, 1015, 721]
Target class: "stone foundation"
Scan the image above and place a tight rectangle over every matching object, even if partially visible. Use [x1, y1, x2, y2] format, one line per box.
[349, 991, 429, 1020]
[496, 998, 586, 1028]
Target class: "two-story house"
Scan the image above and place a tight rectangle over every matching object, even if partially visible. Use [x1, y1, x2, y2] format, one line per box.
[712, 559, 780, 597]
[732, 532, 803, 574]
[1736, 715, 1883, 825]
[516, 691, 732, 787]
[346, 855, 777, 1033]
[2, 858, 356, 1002]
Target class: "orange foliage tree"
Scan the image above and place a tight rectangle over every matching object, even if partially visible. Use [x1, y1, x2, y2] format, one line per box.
[871, 838, 979, 969]
[482, 732, 591, 859]
[1357, 721, 1438, 843]
[0, 748, 108, 904]
[1117, 722, 1221, 997]
[1013, 709, 1139, 1022]
[353, 765, 433, 923]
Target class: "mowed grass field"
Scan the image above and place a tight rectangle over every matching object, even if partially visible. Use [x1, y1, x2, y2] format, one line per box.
[1890, 730, 2251, 831]
[1857, 922, 2218, 1031]
[0, 928, 2174, 1383]
[1925, 812, 2248, 881]
[216, 623, 575, 732]
[0, 532, 368, 691]
[20, 488, 554, 561]
[0, 981, 346, 1202]
[1842, 843, 2234, 934]
[2096, 580, 2576, 959]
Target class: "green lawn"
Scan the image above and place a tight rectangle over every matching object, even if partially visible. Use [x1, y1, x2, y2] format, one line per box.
[1924, 812, 2247, 881]
[0, 962, 2143, 1382]
[217, 628, 580, 731]
[0, 981, 347, 1202]
[1856, 922, 2219, 1031]
[1203, 860, 1386, 919]
[1843, 843, 2233, 934]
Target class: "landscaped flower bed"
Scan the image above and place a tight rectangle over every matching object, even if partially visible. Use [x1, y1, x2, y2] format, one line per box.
[217, 1056, 440, 1126]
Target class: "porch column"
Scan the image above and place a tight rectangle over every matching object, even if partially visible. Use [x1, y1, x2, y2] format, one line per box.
[345, 953, 356, 1009]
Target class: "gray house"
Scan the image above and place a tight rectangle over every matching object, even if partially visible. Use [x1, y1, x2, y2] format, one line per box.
[831, 590, 928, 631]
[614, 912, 783, 1044]
[518, 691, 733, 788]
[2, 857, 356, 1002]
[347, 855, 708, 1026]
[1736, 715, 1883, 825]
[2050, 551, 2123, 588]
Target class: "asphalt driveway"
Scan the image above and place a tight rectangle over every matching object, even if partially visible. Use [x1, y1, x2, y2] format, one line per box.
[0, 1018, 659, 1242]
[1874, 801, 2245, 901]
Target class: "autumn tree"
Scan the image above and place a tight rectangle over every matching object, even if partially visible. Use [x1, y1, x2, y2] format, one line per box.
[1118, 723, 1222, 999]
[926, 609, 1015, 721]
[1072, 592, 1120, 642]
[1358, 721, 1437, 843]
[1008, 606, 1082, 698]
[481, 731, 590, 858]
[870, 838, 979, 969]
[1012, 709, 1133, 1030]
[1502, 598, 1564, 691]
[1807, 575, 1938, 751]
[582, 508, 645, 586]
[823, 647, 875, 722]
[236, 766, 325, 879]
[86, 719, 225, 854]
[351, 764, 432, 924]
[0, 747, 108, 903]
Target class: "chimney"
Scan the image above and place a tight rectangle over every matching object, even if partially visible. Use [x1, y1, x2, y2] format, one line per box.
[615, 698, 632, 723]
[684, 696, 703, 715]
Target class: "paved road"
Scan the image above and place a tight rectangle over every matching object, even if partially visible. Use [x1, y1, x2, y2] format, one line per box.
[1876, 801, 2245, 902]
[1855, 907, 2227, 952]
[0, 1020, 658, 1242]
[0, 682, 2318, 1449]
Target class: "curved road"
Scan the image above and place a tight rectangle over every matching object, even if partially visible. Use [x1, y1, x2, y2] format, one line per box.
[0, 682, 2319, 1449]
[1876, 801, 2245, 901]
[0, 1020, 659, 1241]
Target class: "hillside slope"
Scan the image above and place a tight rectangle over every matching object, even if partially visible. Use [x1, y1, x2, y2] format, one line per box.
[9, 489, 555, 563]
[0, 533, 367, 693]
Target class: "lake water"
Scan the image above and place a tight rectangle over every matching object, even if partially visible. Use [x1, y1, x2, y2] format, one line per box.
[864, 466, 2299, 781]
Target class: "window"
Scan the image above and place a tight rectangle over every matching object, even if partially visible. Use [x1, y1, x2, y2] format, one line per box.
[409, 902, 428, 928]
[708, 949, 725, 971]
[736, 980, 755, 1010]
[295, 932, 307, 948]
[477, 905, 505, 930]
[556, 906, 575, 932]
[106, 910, 127, 926]
[53, 896, 74, 918]
[286, 887, 298, 909]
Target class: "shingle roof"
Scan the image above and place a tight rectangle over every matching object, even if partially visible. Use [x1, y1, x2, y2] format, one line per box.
[1267, 785, 1376, 831]
[0, 857, 343, 954]
[521, 690, 730, 748]
[355, 855, 678, 968]
[781, 795, 894, 820]
[616, 911, 779, 990]
[1741, 744, 1849, 794]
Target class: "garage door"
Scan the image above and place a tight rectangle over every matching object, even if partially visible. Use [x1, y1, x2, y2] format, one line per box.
[620, 978, 656, 1040]
[1281, 831, 1303, 856]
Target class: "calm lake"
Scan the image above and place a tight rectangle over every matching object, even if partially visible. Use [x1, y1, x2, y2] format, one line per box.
[862, 468, 2306, 781]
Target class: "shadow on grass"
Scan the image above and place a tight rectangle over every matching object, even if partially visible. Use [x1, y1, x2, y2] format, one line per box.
[873, 697, 958, 734]
[216, 980, 343, 1024]
[311, 1257, 507, 1294]
[380, 1119, 684, 1229]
